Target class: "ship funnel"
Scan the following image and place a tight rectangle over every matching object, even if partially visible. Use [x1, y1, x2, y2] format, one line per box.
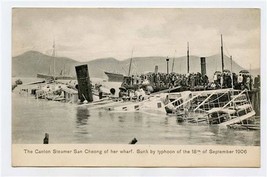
[154, 65, 159, 74]
[200, 57, 207, 76]
[75, 64, 93, 103]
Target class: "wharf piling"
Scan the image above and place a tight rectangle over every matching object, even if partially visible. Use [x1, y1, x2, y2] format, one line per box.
[43, 133, 49, 144]
[129, 138, 138, 144]
[249, 89, 260, 116]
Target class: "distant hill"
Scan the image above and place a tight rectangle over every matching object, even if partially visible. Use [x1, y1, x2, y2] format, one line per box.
[12, 51, 79, 77]
[12, 50, 260, 79]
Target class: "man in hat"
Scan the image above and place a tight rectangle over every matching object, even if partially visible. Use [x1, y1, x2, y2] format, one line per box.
[119, 87, 127, 98]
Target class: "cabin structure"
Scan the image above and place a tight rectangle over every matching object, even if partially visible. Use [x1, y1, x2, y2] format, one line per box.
[62, 87, 79, 103]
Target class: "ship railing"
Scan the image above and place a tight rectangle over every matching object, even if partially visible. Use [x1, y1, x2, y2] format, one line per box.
[193, 91, 216, 111]
[199, 89, 248, 120]
[164, 95, 186, 108]
[174, 93, 202, 110]
[192, 101, 230, 111]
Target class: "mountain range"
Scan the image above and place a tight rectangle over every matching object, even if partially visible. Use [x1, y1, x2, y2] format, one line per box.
[12, 50, 260, 79]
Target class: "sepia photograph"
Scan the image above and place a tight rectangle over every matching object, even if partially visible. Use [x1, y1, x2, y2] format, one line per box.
[10, 8, 262, 167]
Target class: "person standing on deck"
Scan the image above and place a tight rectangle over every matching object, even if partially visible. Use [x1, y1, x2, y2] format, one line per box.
[245, 76, 251, 90]
[203, 75, 209, 86]
[238, 73, 243, 89]
[98, 84, 103, 99]
[232, 73, 238, 89]
[254, 75, 260, 89]
[131, 75, 134, 85]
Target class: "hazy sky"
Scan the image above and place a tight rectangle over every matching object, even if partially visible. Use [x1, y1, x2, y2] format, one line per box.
[12, 8, 260, 69]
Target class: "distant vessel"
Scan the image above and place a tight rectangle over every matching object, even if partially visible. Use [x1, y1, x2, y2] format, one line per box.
[37, 40, 75, 80]
[104, 49, 134, 82]
[37, 73, 54, 80]
[56, 75, 75, 80]
[37, 40, 56, 80]
[37, 73, 75, 80]
[56, 68, 75, 80]
[104, 72, 124, 82]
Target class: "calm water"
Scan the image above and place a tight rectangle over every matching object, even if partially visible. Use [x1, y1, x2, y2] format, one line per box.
[12, 90, 260, 145]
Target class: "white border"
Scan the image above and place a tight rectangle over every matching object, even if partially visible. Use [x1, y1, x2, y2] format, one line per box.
[1, 0, 266, 176]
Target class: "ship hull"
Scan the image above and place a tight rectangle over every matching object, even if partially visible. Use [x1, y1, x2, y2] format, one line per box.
[37, 73, 53, 79]
[104, 72, 124, 82]
[37, 73, 75, 80]
[56, 76, 75, 80]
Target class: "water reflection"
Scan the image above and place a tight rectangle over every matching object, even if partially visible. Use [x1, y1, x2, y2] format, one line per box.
[98, 111, 103, 119]
[176, 117, 185, 125]
[118, 115, 125, 123]
[134, 113, 143, 123]
[164, 117, 169, 126]
[208, 126, 221, 135]
[76, 108, 90, 126]
[109, 112, 115, 121]
[74, 108, 90, 137]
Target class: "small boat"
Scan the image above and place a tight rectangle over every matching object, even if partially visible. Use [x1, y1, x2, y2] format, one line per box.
[15, 79, 23, 85]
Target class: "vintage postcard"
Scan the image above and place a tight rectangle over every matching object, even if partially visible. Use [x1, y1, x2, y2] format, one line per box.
[11, 8, 261, 167]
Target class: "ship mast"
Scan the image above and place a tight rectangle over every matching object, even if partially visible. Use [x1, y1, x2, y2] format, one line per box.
[221, 34, 224, 72]
[171, 50, 176, 73]
[230, 55, 233, 89]
[187, 42, 190, 74]
[52, 39, 56, 79]
[128, 49, 134, 76]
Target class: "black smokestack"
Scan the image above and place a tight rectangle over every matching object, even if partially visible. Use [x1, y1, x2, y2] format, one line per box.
[75, 64, 93, 103]
[200, 57, 207, 76]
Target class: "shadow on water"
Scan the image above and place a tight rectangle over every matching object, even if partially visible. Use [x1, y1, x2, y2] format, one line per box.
[118, 116, 125, 123]
[164, 117, 169, 125]
[134, 113, 143, 123]
[176, 117, 185, 125]
[98, 111, 103, 119]
[76, 108, 90, 126]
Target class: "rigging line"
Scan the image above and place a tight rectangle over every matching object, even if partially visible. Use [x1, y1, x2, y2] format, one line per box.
[223, 42, 231, 57]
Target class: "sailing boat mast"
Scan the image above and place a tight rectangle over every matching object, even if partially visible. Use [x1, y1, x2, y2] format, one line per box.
[187, 42, 190, 74]
[230, 55, 233, 89]
[49, 65, 51, 75]
[221, 34, 224, 72]
[63, 64, 65, 76]
[52, 39, 56, 79]
[128, 49, 134, 76]
[171, 50, 176, 73]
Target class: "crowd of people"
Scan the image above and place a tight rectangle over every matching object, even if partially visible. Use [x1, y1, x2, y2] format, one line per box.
[121, 70, 256, 94]
[122, 72, 209, 92]
[212, 71, 253, 90]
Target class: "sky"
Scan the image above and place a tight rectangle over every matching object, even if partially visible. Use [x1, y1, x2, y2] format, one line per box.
[12, 8, 260, 69]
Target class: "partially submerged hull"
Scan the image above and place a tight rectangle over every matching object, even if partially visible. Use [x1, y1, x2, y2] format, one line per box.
[59, 86, 257, 127]
[220, 110, 256, 126]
